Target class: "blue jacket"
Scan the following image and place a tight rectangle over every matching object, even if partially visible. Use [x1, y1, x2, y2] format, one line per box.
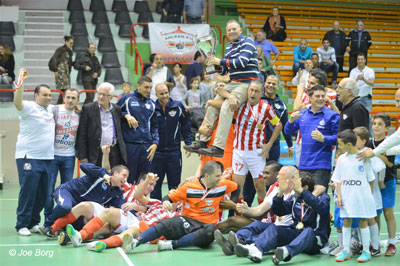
[155, 98, 192, 152]
[284, 106, 339, 170]
[262, 94, 293, 148]
[220, 34, 259, 82]
[59, 162, 125, 208]
[272, 189, 331, 246]
[117, 91, 159, 145]
[293, 45, 313, 63]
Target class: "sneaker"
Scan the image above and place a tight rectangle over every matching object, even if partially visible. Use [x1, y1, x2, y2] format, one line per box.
[198, 146, 224, 158]
[18, 227, 31, 236]
[87, 241, 107, 252]
[157, 240, 173, 251]
[122, 234, 138, 254]
[235, 243, 262, 263]
[370, 247, 380, 257]
[228, 231, 239, 254]
[58, 231, 70, 246]
[29, 225, 40, 233]
[183, 141, 207, 154]
[330, 246, 343, 256]
[385, 244, 397, 256]
[357, 251, 371, 262]
[38, 226, 55, 239]
[66, 224, 82, 247]
[214, 229, 234, 255]
[272, 247, 289, 265]
[336, 250, 351, 262]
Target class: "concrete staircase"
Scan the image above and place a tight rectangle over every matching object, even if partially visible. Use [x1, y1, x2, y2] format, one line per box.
[23, 10, 65, 101]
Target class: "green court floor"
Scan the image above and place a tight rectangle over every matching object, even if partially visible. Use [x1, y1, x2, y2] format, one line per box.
[1, 182, 400, 266]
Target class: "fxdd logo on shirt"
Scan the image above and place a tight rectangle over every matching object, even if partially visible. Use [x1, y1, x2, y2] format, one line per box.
[342, 180, 362, 186]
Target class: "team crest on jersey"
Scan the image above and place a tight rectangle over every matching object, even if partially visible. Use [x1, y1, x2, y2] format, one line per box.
[319, 119, 325, 126]
[205, 199, 214, 206]
[168, 110, 177, 117]
[274, 103, 281, 109]
[343, 114, 348, 120]
[359, 165, 364, 172]
[185, 203, 190, 209]
[145, 103, 151, 109]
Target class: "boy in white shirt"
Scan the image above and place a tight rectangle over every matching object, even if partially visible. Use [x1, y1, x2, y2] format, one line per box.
[332, 129, 375, 263]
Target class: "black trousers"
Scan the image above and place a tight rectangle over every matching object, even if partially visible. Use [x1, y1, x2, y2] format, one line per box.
[82, 81, 97, 105]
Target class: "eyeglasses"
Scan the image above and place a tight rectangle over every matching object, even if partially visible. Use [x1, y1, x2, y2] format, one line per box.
[98, 93, 112, 98]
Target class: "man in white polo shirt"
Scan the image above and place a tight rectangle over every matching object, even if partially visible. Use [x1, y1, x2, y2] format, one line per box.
[14, 69, 55, 236]
[349, 53, 375, 112]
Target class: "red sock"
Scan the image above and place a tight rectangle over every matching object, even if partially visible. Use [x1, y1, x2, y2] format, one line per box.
[52, 212, 77, 233]
[80, 217, 104, 241]
[102, 235, 122, 248]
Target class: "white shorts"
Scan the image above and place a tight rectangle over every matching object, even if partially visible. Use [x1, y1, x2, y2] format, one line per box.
[232, 148, 264, 179]
[113, 210, 140, 234]
[83, 202, 105, 224]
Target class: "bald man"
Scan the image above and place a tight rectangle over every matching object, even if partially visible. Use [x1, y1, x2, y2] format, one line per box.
[323, 21, 347, 72]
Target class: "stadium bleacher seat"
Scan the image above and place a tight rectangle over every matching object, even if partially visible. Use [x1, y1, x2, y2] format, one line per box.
[156, 1, 163, 14]
[138, 12, 154, 23]
[118, 24, 133, 38]
[0, 84, 13, 102]
[95, 23, 112, 37]
[115, 10, 132, 25]
[101, 52, 121, 68]
[105, 67, 124, 84]
[69, 10, 86, 23]
[112, 0, 128, 12]
[72, 36, 89, 53]
[67, 0, 84, 11]
[92, 10, 109, 24]
[98, 37, 117, 52]
[70, 23, 88, 37]
[142, 25, 149, 39]
[0, 22, 15, 36]
[90, 0, 106, 12]
[0, 36, 15, 51]
[133, 1, 150, 13]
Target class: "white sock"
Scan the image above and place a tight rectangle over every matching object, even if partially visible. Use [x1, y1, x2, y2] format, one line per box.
[360, 227, 371, 253]
[343, 227, 352, 252]
[369, 224, 379, 250]
[388, 238, 396, 245]
[337, 231, 343, 248]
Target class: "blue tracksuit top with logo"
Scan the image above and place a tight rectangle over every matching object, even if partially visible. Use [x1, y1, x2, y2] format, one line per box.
[284, 106, 339, 170]
[273, 190, 331, 246]
[155, 98, 192, 152]
[59, 162, 125, 208]
[117, 91, 159, 145]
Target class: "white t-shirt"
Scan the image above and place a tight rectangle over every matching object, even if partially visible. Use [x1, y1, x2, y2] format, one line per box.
[15, 101, 55, 160]
[349, 66, 375, 97]
[370, 156, 385, 210]
[149, 66, 169, 101]
[261, 183, 294, 226]
[54, 105, 80, 156]
[331, 152, 376, 218]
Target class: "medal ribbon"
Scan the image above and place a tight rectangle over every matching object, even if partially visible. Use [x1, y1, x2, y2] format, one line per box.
[14, 69, 27, 88]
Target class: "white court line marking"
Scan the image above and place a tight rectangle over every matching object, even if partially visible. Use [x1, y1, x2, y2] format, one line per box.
[0, 244, 59, 247]
[117, 247, 134, 266]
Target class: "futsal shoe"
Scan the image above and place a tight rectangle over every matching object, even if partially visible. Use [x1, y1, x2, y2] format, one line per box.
[18, 227, 31, 236]
[214, 229, 234, 255]
[38, 226, 55, 239]
[58, 231, 71, 246]
[87, 241, 107, 252]
[235, 243, 262, 263]
[66, 224, 82, 247]
[357, 251, 371, 262]
[122, 234, 138, 254]
[385, 244, 397, 256]
[157, 240, 173, 251]
[228, 231, 239, 254]
[272, 247, 289, 265]
[29, 225, 40, 233]
[336, 250, 351, 262]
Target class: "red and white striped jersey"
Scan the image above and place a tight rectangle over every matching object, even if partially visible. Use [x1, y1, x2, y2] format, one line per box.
[140, 201, 182, 227]
[121, 182, 159, 206]
[234, 99, 280, 151]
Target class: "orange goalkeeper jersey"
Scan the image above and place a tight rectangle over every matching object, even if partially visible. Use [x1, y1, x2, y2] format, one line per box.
[168, 178, 237, 224]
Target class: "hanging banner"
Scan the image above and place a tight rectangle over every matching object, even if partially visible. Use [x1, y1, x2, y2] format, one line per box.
[148, 23, 210, 64]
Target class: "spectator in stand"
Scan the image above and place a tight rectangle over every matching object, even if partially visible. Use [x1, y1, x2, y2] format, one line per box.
[185, 51, 205, 90]
[74, 43, 102, 104]
[170, 62, 187, 102]
[145, 53, 175, 101]
[262, 7, 286, 42]
[311, 53, 319, 69]
[183, 0, 206, 24]
[183, 77, 202, 109]
[337, 78, 369, 132]
[257, 46, 275, 79]
[162, 0, 184, 23]
[317, 38, 339, 87]
[346, 20, 372, 72]
[292, 39, 313, 76]
[48, 35, 74, 104]
[323, 21, 347, 72]
[292, 59, 313, 86]
[43, 88, 80, 232]
[199, 70, 216, 106]
[349, 53, 374, 112]
[0, 44, 15, 84]
[254, 30, 280, 64]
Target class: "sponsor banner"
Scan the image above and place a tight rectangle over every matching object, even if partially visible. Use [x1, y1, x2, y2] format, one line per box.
[148, 23, 210, 64]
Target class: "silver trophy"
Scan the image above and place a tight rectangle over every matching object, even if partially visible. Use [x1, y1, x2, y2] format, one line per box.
[195, 29, 219, 74]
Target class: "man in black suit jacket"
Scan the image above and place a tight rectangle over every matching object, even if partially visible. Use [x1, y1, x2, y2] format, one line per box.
[76, 82, 127, 168]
